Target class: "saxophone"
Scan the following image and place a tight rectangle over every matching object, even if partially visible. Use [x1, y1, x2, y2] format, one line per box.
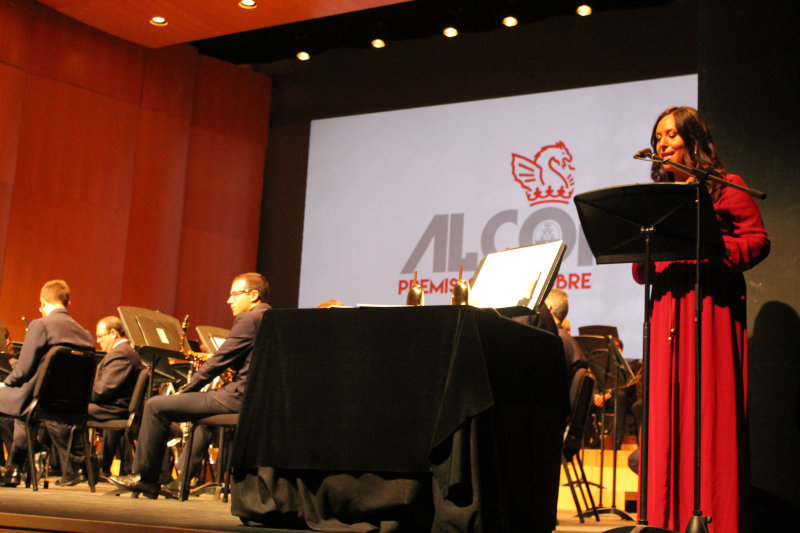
[179, 315, 234, 384]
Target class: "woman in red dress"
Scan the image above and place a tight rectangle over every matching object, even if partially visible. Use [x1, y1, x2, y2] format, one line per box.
[633, 107, 770, 533]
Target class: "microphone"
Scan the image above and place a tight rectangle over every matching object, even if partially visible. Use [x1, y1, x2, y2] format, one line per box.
[633, 148, 653, 159]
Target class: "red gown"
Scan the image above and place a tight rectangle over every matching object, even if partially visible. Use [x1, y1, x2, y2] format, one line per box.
[632, 175, 769, 533]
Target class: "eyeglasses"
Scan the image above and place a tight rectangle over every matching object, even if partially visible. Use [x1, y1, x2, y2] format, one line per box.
[96, 331, 113, 341]
[229, 289, 253, 298]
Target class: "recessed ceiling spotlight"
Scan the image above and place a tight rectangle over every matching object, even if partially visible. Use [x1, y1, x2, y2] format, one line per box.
[149, 16, 168, 27]
[371, 38, 386, 49]
[443, 26, 458, 38]
[502, 16, 518, 28]
[576, 5, 592, 16]
[296, 51, 310, 61]
[238, 0, 257, 9]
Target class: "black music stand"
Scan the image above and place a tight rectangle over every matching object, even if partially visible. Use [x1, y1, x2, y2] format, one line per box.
[118, 306, 184, 397]
[575, 334, 637, 522]
[574, 183, 726, 533]
[196, 325, 229, 354]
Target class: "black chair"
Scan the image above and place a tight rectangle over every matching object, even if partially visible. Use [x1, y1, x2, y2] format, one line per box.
[561, 368, 600, 522]
[178, 413, 238, 502]
[87, 367, 150, 477]
[20, 345, 97, 492]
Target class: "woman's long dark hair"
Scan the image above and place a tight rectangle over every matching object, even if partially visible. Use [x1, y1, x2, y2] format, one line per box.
[650, 106, 726, 201]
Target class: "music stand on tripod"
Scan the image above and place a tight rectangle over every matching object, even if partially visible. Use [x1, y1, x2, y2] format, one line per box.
[574, 183, 726, 532]
[118, 306, 183, 398]
[575, 334, 638, 521]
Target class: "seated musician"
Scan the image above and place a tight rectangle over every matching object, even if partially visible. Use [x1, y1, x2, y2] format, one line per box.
[110, 272, 271, 498]
[0, 280, 95, 487]
[44, 316, 146, 485]
[1, 328, 14, 466]
[544, 288, 587, 381]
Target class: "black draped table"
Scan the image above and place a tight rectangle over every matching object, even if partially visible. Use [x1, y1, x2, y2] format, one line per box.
[230, 306, 569, 533]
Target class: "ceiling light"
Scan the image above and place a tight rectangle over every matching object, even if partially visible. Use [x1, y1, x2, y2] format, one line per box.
[149, 16, 168, 27]
[238, 0, 257, 8]
[443, 26, 458, 38]
[502, 16, 518, 28]
[296, 51, 310, 61]
[371, 38, 386, 49]
[576, 5, 592, 16]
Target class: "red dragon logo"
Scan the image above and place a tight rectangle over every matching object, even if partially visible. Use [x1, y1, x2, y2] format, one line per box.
[511, 141, 575, 206]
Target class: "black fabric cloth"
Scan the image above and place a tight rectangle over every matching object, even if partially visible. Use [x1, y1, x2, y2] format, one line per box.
[231, 306, 569, 533]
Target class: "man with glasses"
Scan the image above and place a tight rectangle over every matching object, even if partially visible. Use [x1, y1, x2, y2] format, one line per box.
[0, 280, 94, 487]
[44, 316, 145, 485]
[110, 272, 271, 498]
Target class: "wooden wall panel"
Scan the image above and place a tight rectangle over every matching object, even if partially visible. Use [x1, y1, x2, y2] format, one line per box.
[119, 109, 192, 312]
[140, 45, 197, 118]
[191, 56, 271, 143]
[0, 64, 25, 286]
[175, 56, 270, 329]
[176, 128, 268, 329]
[25, 1, 144, 103]
[0, 0, 33, 69]
[0, 73, 139, 338]
[118, 45, 197, 313]
[0, 2, 271, 343]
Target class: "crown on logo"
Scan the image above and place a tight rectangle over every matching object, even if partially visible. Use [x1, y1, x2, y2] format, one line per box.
[511, 141, 576, 207]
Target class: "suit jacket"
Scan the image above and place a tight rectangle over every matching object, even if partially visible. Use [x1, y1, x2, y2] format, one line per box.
[90, 339, 145, 417]
[181, 302, 270, 412]
[0, 308, 94, 416]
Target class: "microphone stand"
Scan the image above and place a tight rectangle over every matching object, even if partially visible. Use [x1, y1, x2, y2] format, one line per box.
[633, 153, 765, 533]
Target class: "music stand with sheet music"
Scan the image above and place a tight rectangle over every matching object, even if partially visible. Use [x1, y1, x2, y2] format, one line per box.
[468, 240, 565, 317]
[574, 183, 726, 533]
[196, 326, 229, 354]
[118, 306, 184, 396]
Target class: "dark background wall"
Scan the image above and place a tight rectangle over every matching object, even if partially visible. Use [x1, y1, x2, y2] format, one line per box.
[253, 0, 800, 523]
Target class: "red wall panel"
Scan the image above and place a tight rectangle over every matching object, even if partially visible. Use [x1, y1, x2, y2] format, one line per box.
[0, 2, 271, 344]
[175, 56, 271, 330]
[25, 3, 144, 103]
[0, 73, 139, 337]
[0, 64, 26, 286]
[0, 0, 33, 69]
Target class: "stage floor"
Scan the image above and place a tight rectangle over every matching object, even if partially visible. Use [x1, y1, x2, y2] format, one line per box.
[0, 478, 634, 533]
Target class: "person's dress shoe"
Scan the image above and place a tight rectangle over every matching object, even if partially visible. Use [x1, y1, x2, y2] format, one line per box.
[0, 465, 20, 488]
[160, 479, 181, 499]
[55, 469, 86, 487]
[108, 473, 160, 499]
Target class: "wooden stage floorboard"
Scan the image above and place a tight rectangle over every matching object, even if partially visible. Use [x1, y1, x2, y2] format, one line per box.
[0, 479, 634, 533]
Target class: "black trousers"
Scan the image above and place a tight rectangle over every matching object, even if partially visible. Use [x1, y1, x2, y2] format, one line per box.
[133, 392, 234, 483]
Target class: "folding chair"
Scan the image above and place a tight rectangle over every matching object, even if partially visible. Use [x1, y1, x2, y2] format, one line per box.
[21, 345, 96, 491]
[562, 368, 600, 522]
[87, 367, 150, 476]
[178, 413, 238, 502]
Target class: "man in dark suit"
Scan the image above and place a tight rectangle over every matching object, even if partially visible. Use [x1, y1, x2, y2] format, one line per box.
[45, 315, 145, 485]
[0, 280, 94, 486]
[110, 272, 271, 497]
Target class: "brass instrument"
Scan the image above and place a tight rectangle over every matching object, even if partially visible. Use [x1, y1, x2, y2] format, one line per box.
[406, 271, 425, 306]
[179, 315, 234, 384]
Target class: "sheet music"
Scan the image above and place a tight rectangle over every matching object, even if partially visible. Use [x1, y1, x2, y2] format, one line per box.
[469, 240, 565, 311]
